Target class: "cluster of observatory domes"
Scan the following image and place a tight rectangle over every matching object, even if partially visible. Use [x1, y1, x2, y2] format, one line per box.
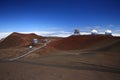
[74, 29, 112, 35]
[91, 29, 112, 35]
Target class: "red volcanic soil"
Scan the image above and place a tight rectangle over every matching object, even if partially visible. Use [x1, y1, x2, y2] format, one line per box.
[0, 32, 44, 48]
[49, 35, 120, 50]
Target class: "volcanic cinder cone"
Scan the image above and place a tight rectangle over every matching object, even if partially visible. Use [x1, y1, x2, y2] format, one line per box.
[0, 32, 44, 48]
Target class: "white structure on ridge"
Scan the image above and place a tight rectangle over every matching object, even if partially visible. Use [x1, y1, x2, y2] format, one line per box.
[91, 29, 98, 35]
[105, 30, 112, 35]
[33, 38, 38, 44]
[29, 45, 33, 49]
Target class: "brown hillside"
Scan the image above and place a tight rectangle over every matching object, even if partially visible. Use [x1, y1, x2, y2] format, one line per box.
[96, 40, 120, 52]
[49, 35, 120, 50]
[0, 32, 44, 48]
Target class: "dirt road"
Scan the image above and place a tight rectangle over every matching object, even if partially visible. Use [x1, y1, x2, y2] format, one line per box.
[8, 43, 47, 61]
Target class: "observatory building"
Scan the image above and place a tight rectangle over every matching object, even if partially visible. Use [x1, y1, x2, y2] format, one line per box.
[74, 29, 80, 35]
[33, 38, 38, 44]
[29, 45, 33, 49]
[105, 30, 112, 35]
[91, 29, 98, 35]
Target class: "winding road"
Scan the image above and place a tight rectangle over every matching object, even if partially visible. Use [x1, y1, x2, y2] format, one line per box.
[0, 41, 120, 74]
[8, 43, 47, 61]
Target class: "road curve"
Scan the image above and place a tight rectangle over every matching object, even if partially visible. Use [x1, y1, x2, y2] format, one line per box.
[9, 43, 47, 61]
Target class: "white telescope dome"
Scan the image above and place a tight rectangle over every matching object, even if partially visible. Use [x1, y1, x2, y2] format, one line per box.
[91, 29, 98, 35]
[29, 45, 33, 49]
[105, 30, 112, 33]
[105, 30, 112, 35]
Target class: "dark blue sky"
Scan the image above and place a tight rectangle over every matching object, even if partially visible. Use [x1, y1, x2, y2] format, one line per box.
[0, 0, 120, 35]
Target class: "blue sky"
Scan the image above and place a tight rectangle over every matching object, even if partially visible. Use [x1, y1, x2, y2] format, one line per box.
[0, 0, 120, 37]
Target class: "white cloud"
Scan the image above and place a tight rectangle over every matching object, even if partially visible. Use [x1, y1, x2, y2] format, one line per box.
[0, 31, 72, 39]
[0, 32, 12, 39]
[36, 31, 72, 37]
[0, 30, 120, 39]
[112, 33, 120, 36]
[80, 32, 91, 35]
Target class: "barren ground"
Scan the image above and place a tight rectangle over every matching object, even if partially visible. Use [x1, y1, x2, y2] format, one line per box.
[0, 50, 120, 80]
[0, 35, 120, 80]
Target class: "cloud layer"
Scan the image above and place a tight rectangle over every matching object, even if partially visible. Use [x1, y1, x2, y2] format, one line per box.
[0, 30, 120, 39]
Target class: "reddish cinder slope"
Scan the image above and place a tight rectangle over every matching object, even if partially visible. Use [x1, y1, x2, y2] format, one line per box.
[49, 35, 120, 50]
[0, 32, 44, 48]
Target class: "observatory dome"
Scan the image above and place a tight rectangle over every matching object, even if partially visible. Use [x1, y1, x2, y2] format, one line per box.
[105, 30, 112, 35]
[91, 29, 98, 35]
[74, 29, 80, 35]
[33, 38, 38, 44]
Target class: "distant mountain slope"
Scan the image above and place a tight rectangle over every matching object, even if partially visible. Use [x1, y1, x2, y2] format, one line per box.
[0, 32, 44, 48]
[49, 35, 120, 51]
